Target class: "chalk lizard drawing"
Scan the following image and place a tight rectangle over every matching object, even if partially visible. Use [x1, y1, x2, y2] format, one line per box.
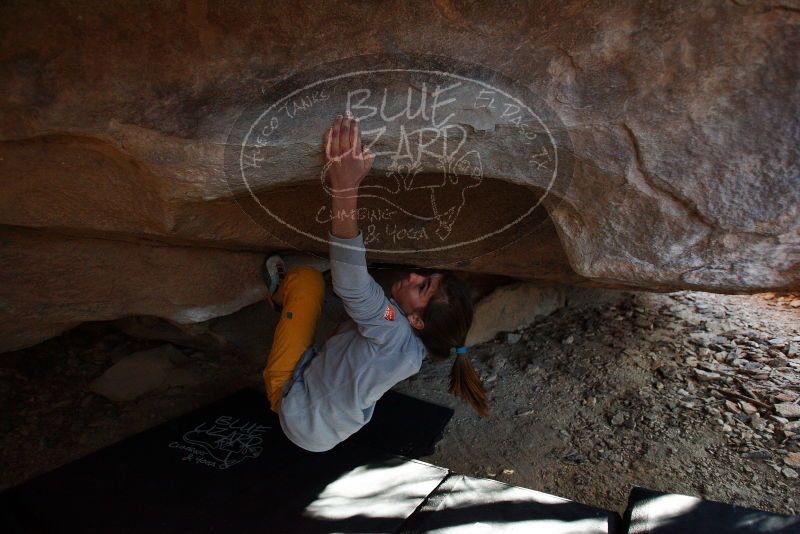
[175, 416, 270, 470]
[321, 124, 483, 241]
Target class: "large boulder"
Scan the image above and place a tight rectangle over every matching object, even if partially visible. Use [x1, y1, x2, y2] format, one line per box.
[466, 283, 566, 346]
[0, 225, 265, 352]
[0, 1, 798, 351]
[89, 345, 179, 402]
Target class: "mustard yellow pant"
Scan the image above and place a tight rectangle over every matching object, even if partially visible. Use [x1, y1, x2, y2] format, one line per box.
[263, 266, 325, 412]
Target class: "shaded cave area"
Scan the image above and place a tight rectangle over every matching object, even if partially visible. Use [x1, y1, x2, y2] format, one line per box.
[2, 274, 799, 519]
[247, 171, 580, 283]
[2, 167, 799, 520]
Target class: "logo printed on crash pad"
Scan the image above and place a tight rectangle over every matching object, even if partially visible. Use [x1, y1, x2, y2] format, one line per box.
[383, 305, 395, 321]
[168, 416, 270, 470]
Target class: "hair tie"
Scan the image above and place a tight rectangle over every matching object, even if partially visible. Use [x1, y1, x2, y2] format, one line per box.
[455, 345, 468, 354]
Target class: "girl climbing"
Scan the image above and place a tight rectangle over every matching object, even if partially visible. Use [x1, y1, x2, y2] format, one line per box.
[262, 111, 488, 452]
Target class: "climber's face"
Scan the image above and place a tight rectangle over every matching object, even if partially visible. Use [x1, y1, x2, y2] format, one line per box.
[391, 271, 443, 331]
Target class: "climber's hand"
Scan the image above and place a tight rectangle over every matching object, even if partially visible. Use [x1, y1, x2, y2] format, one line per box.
[323, 112, 375, 195]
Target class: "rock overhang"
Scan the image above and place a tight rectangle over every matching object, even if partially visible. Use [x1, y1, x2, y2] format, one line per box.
[0, 1, 798, 352]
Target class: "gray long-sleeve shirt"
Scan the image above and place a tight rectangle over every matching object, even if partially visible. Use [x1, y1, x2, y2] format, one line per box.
[278, 229, 427, 452]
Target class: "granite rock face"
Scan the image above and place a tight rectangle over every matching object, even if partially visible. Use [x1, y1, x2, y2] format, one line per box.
[1, 1, 798, 351]
[0, 225, 265, 352]
[466, 283, 566, 347]
[89, 345, 180, 402]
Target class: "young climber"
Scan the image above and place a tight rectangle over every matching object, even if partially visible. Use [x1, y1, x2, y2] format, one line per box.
[261, 111, 488, 452]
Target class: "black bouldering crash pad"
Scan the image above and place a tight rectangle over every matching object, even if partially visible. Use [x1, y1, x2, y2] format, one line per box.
[401, 473, 621, 533]
[1, 388, 452, 533]
[622, 486, 800, 533]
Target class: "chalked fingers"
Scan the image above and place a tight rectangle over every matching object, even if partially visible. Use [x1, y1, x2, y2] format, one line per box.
[339, 114, 351, 157]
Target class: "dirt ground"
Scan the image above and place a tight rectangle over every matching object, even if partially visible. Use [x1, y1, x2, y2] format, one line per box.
[1, 287, 799, 519]
[395, 289, 800, 517]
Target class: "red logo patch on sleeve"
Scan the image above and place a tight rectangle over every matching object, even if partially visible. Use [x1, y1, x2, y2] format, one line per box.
[383, 305, 395, 321]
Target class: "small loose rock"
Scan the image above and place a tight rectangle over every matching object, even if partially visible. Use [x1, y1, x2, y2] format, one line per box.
[504, 332, 522, 344]
[775, 403, 800, 419]
[784, 452, 800, 469]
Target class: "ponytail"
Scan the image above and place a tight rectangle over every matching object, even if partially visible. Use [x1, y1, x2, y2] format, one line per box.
[412, 269, 489, 417]
[449, 353, 489, 417]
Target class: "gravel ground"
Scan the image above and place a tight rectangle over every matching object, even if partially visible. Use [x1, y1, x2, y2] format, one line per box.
[1, 288, 799, 519]
[395, 289, 800, 517]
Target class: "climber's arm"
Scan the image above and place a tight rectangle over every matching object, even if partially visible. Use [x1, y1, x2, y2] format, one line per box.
[324, 112, 374, 239]
[331, 195, 358, 239]
[324, 113, 397, 345]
